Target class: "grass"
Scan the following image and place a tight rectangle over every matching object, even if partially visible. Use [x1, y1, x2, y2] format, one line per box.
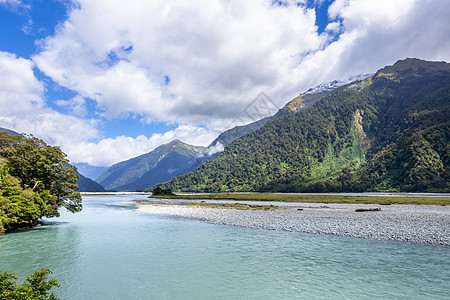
[149, 193, 450, 205]
[188, 202, 281, 210]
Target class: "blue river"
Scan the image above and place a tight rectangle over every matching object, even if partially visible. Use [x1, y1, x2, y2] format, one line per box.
[1, 195, 449, 299]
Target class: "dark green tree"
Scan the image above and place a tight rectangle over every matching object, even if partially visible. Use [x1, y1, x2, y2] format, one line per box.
[0, 133, 82, 232]
[0, 268, 59, 299]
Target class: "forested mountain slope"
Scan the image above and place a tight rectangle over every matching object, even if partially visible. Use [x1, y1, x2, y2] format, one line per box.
[96, 139, 206, 191]
[206, 74, 371, 153]
[75, 171, 105, 192]
[162, 58, 450, 192]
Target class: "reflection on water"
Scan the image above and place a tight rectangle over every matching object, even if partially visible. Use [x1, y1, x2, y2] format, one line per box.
[1, 195, 449, 299]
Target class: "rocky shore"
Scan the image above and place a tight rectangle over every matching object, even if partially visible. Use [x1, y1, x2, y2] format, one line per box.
[135, 200, 450, 246]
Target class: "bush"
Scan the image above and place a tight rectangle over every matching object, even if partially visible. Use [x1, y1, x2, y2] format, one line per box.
[152, 187, 174, 196]
[0, 268, 59, 299]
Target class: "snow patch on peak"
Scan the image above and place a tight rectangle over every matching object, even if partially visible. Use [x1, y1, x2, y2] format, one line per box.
[304, 73, 373, 95]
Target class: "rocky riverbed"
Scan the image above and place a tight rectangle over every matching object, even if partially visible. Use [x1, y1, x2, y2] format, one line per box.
[134, 200, 450, 246]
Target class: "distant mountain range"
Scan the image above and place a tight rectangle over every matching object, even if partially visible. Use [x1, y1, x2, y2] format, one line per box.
[74, 170, 106, 192]
[0, 127, 21, 136]
[161, 58, 450, 193]
[93, 75, 367, 191]
[5, 59, 447, 193]
[96, 139, 206, 191]
[72, 163, 109, 181]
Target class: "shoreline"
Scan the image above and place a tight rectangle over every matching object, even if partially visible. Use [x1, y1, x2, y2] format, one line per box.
[148, 193, 450, 205]
[135, 200, 450, 246]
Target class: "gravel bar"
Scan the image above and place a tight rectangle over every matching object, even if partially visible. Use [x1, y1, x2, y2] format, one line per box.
[135, 201, 450, 246]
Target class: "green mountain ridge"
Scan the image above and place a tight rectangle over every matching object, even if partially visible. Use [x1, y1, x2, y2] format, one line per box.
[208, 91, 327, 150]
[161, 58, 450, 193]
[75, 170, 106, 192]
[96, 139, 206, 191]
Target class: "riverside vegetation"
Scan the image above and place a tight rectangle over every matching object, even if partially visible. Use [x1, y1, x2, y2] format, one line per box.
[0, 133, 82, 234]
[160, 59, 450, 193]
[150, 193, 450, 205]
[0, 268, 59, 299]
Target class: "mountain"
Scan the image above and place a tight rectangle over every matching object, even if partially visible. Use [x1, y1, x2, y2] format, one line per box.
[72, 162, 109, 181]
[204, 74, 372, 155]
[96, 139, 206, 191]
[162, 58, 450, 193]
[75, 171, 106, 192]
[0, 127, 21, 136]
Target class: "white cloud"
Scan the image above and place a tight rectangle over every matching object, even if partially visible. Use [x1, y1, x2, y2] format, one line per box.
[0, 51, 100, 157]
[204, 142, 225, 157]
[33, 0, 450, 134]
[4, 0, 449, 168]
[68, 124, 219, 167]
[55, 95, 87, 116]
[315, 0, 450, 81]
[325, 22, 341, 33]
[0, 52, 44, 114]
[0, 0, 22, 6]
[0, 51, 217, 167]
[33, 0, 326, 129]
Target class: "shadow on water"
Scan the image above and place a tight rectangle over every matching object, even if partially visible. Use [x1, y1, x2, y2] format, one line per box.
[41, 221, 71, 226]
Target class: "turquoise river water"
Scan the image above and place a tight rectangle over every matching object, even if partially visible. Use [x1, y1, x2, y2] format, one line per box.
[1, 195, 449, 299]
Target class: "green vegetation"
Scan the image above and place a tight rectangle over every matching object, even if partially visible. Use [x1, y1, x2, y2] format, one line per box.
[188, 202, 280, 210]
[75, 171, 105, 192]
[97, 139, 206, 191]
[0, 133, 81, 234]
[0, 268, 59, 299]
[160, 59, 450, 193]
[150, 193, 450, 205]
[151, 187, 174, 196]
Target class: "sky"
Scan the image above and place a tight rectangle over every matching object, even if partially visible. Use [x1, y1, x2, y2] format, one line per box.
[0, 0, 449, 168]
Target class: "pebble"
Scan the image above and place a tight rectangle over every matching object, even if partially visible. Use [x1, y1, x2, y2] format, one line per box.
[136, 201, 450, 246]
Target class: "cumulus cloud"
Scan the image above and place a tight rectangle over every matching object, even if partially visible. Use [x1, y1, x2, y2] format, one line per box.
[0, 51, 100, 156]
[314, 0, 450, 81]
[55, 95, 87, 117]
[204, 142, 225, 157]
[0, 51, 217, 167]
[33, 0, 450, 133]
[4, 0, 450, 167]
[68, 124, 219, 167]
[33, 0, 326, 129]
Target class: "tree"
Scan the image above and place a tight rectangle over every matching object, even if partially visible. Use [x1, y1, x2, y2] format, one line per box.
[0, 133, 82, 232]
[0, 268, 59, 299]
[152, 186, 174, 196]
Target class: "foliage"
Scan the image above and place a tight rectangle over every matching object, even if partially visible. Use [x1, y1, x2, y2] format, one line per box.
[151, 193, 450, 205]
[0, 133, 81, 233]
[151, 187, 174, 196]
[161, 59, 450, 193]
[0, 268, 59, 299]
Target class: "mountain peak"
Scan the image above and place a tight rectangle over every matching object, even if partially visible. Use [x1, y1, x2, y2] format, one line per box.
[303, 73, 372, 95]
[96, 138, 206, 191]
[375, 58, 449, 78]
[165, 139, 184, 146]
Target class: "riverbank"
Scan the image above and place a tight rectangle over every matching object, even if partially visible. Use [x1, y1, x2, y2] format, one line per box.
[149, 193, 450, 205]
[135, 200, 450, 246]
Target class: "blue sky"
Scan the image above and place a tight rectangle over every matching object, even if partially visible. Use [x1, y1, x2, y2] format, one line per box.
[0, 0, 449, 168]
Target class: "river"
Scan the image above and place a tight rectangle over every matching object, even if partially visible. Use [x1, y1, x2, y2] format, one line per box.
[1, 195, 449, 299]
